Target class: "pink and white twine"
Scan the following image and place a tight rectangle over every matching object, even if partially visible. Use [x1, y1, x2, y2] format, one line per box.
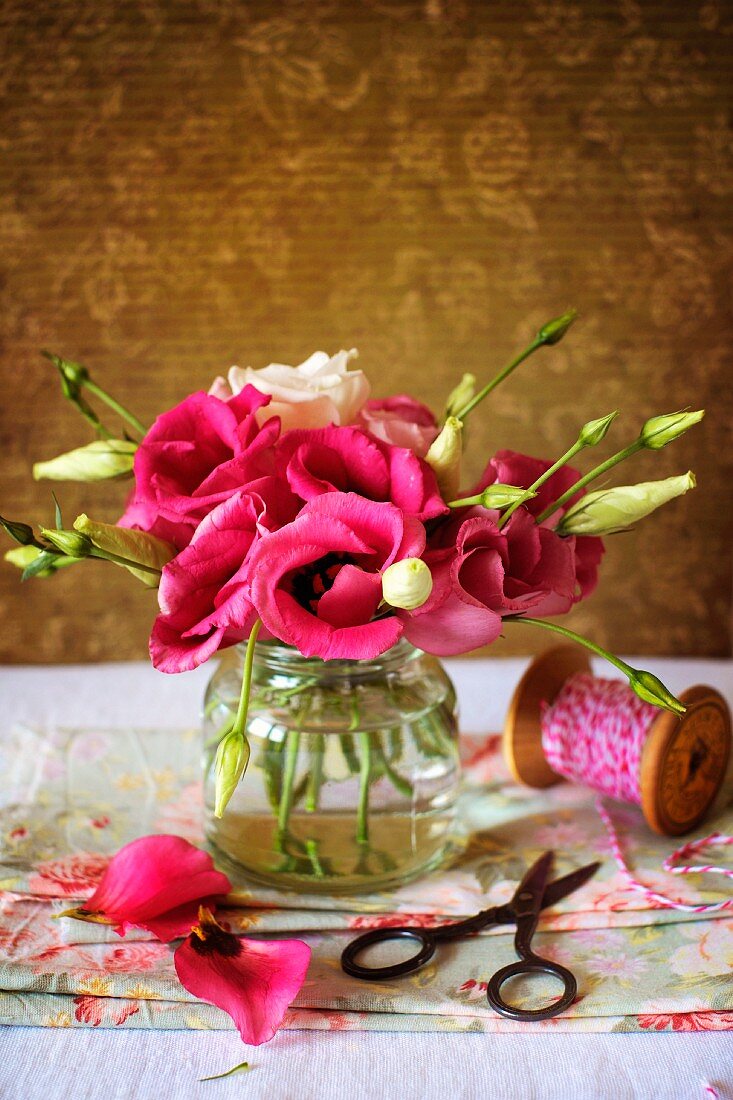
[541, 672, 732, 914]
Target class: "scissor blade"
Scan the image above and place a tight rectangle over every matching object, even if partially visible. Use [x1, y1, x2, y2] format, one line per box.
[509, 851, 554, 915]
[541, 861, 601, 911]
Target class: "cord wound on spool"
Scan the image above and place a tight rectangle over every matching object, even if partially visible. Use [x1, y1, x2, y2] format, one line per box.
[503, 646, 731, 837]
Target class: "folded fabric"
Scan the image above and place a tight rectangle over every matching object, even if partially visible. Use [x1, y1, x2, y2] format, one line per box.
[0, 723, 731, 1034]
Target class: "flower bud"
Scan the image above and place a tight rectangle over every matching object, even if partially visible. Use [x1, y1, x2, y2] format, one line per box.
[629, 669, 685, 715]
[425, 416, 463, 501]
[40, 527, 93, 557]
[73, 514, 175, 586]
[0, 515, 40, 547]
[537, 309, 577, 346]
[480, 484, 536, 509]
[640, 410, 704, 450]
[382, 558, 433, 610]
[445, 373, 476, 418]
[214, 728, 250, 818]
[578, 411, 618, 447]
[33, 440, 137, 483]
[42, 351, 89, 398]
[557, 472, 696, 536]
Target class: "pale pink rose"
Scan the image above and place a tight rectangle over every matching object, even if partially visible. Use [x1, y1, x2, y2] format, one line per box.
[221, 349, 370, 430]
[356, 395, 439, 457]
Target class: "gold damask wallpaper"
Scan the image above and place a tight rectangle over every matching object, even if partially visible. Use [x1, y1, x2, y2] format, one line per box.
[0, 0, 731, 664]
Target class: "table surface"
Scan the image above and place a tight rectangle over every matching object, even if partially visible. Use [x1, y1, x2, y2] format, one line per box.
[1, 655, 732, 1100]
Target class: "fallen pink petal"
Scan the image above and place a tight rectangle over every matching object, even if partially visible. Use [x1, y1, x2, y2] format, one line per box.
[61, 834, 231, 941]
[174, 907, 311, 1046]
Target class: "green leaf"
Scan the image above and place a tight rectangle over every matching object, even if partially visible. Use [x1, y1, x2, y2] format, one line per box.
[200, 1061, 251, 1082]
[34, 440, 137, 483]
[53, 493, 63, 530]
[21, 550, 61, 581]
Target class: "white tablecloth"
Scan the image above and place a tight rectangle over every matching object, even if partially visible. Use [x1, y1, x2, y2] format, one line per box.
[1, 656, 732, 1100]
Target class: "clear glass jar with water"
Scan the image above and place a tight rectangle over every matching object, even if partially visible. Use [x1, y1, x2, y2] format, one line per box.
[203, 638, 461, 894]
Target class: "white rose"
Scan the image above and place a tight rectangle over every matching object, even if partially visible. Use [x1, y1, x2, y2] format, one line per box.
[216, 349, 370, 430]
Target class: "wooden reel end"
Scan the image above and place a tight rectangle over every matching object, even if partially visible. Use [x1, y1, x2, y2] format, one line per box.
[640, 685, 731, 837]
[503, 645, 591, 788]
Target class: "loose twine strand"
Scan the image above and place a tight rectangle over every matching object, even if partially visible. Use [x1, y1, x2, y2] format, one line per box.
[541, 672, 733, 914]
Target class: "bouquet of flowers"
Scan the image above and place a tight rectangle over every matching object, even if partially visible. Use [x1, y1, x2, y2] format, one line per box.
[2, 311, 702, 828]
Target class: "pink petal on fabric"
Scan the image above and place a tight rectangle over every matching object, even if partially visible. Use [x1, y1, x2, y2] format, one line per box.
[79, 836, 231, 941]
[174, 911, 311, 1046]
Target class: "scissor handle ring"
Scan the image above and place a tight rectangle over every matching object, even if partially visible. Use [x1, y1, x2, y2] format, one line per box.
[341, 928, 436, 981]
[486, 958, 577, 1022]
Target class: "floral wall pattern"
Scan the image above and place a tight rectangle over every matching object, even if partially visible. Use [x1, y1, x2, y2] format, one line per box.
[0, 0, 731, 662]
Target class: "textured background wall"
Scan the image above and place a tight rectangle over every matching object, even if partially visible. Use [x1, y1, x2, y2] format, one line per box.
[0, 0, 731, 664]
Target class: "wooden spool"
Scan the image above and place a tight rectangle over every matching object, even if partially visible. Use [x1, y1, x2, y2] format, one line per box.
[503, 645, 731, 837]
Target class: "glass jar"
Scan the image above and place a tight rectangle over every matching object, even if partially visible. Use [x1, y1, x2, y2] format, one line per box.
[203, 638, 461, 894]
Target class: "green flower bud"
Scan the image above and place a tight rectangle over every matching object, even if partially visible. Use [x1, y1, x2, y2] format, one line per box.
[40, 527, 93, 557]
[42, 351, 89, 396]
[0, 515, 41, 547]
[73, 514, 175, 586]
[537, 308, 577, 346]
[33, 440, 137, 483]
[578, 411, 618, 447]
[425, 416, 463, 501]
[214, 728, 250, 818]
[481, 484, 536, 509]
[557, 472, 696, 536]
[382, 558, 433, 610]
[640, 409, 704, 450]
[629, 669, 685, 715]
[445, 373, 476, 418]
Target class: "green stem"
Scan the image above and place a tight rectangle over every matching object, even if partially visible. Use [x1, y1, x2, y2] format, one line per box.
[356, 730, 372, 846]
[304, 839, 325, 879]
[232, 620, 262, 737]
[498, 439, 585, 529]
[504, 617, 685, 714]
[373, 736, 413, 797]
[84, 378, 147, 437]
[505, 616, 633, 677]
[88, 548, 161, 576]
[535, 440, 645, 525]
[277, 730, 301, 837]
[456, 338, 543, 420]
[305, 733, 324, 813]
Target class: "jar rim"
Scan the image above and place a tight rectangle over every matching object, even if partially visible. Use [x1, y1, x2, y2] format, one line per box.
[237, 636, 420, 677]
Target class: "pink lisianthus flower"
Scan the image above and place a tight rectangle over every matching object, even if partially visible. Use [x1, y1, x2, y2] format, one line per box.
[275, 425, 447, 523]
[174, 907, 311, 1046]
[249, 492, 426, 661]
[476, 449, 584, 525]
[59, 835, 231, 941]
[119, 387, 280, 549]
[355, 395, 439, 458]
[150, 477, 300, 674]
[401, 508, 579, 656]
[477, 448, 605, 599]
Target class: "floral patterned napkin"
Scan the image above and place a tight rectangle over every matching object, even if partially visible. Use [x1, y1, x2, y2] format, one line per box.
[0, 724, 730, 1033]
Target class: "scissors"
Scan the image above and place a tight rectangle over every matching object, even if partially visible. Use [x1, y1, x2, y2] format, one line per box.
[341, 851, 599, 1021]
